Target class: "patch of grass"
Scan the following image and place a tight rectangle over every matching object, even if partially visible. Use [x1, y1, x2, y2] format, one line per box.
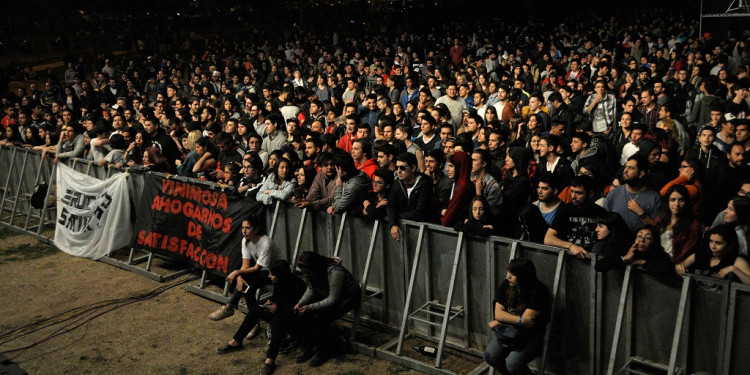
[176, 368, 188, 375]
[230, 359, 243, 366]
[0, 242, 57, 264]
[387, 363, 411, 373]
[334, 354, 359, 364]
[0, 227, 17, 239]
[337, 371, 365, 375]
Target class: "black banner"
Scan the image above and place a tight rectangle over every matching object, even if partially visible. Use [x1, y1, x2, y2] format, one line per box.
[132, 175, 263, 276]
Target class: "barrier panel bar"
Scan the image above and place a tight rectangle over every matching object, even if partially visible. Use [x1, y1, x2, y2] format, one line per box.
[0, 147, 18, 215]
[6, 148, 31, 225]
[332, 211, 348, 258]
[289, 207, 308, 269]
[668, 276, 691, 375]
[607, 265, 632, 375]
[723, 282, 750, 375]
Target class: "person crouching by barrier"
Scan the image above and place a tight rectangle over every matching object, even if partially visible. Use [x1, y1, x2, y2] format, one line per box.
[216, 260, 306, 375]
[293, 251, 361, 367]
[209, 215, 280, 323]
[484, 258, 551, 375]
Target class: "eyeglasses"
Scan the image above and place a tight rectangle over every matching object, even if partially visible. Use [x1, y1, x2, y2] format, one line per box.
[636, 235, 653, 242]
[396, 165, 409, 171]
[297, 263, 308, 269]
[679, 164, 691, 169]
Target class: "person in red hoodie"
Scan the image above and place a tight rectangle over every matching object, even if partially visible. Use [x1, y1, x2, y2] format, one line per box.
[441, 151, 474, 227]
[351, 138, 378, 179]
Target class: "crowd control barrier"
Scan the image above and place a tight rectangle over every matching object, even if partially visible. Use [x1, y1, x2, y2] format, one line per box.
[0, 144, 747, 375]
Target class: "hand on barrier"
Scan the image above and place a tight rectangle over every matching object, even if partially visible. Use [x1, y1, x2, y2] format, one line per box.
[569, 244, 590, 259]
[675, 264, 686, 277]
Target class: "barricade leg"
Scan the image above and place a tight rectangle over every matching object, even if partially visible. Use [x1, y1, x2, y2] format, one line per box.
[350, 219, 383, 341]
[607, 265, 632, 375]
[0, 148, 18, 216]
[332, 211, 348, 258]
[290, 207, 308, 269]
[667, 276, 691, 375]
[6, 149, 30, 225]
[395, 223, 426, 355]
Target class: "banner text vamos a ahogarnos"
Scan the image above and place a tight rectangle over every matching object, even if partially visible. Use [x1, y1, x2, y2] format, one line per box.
[133, 176, 262, 275]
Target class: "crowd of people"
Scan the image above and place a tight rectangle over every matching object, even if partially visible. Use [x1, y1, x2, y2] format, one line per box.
[2, 6, 750, 374]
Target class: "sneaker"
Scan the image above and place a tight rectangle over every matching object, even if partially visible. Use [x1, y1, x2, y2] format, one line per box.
[216, 343, 243, 354]
[309, 350, 329, 367]
[209, 306, 234, 321]
[260, 362, 276, 375]
[295, 345, 315, 363]
[245, 324, 261, 341]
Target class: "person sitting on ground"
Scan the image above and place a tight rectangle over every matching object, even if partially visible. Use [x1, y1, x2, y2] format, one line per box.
[293, 251, 361, 368]
[595, 225, 676, 276]
[216, 259, 306, 375]
[210, 215, 280, 322]
[675, 224, 750, 284]
[256, 156, 296, 205]
[484, 258, 550, 375]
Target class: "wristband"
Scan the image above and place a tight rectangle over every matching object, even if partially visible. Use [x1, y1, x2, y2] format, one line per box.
[518, 316, 523, 325]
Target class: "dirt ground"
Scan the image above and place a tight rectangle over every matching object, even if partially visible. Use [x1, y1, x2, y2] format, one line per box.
[0, 229, 425, 375]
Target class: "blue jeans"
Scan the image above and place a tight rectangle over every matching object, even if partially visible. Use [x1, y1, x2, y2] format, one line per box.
[483, 330, 543, 375]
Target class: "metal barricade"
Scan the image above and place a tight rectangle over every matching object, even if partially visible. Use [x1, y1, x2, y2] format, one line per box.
[1, 143, 748, 375]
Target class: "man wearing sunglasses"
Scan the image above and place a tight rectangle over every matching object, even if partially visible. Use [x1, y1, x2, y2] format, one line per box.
[387, 152, 438, 240]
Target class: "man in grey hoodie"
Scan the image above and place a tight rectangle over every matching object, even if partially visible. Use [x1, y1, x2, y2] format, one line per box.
[327, 148, 371, 215]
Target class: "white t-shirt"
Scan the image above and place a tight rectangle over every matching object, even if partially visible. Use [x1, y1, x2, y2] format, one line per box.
[241, 235, 280, 270]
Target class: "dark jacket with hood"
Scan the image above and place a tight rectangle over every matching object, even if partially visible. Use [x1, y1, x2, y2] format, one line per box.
[387, 171, 438, 226]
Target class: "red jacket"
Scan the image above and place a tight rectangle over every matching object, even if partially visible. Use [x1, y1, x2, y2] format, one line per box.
[441, 151, 474, 227]
[355, 158, 378, 179]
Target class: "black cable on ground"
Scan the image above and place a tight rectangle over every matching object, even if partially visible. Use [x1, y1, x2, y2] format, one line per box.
[0, 275, 198, 362]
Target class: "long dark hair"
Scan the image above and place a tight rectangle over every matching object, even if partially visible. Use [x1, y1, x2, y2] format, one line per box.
[657, 185, 694, 234]
[273, 157, 291, 185]
[467, 195, 493, 223]
[634, 224, 663, 255]
[596, 211, 633, 245]
[506, 258, 538, 307]
[707, 224, 740, 261]
[297, 251, 335, 287]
